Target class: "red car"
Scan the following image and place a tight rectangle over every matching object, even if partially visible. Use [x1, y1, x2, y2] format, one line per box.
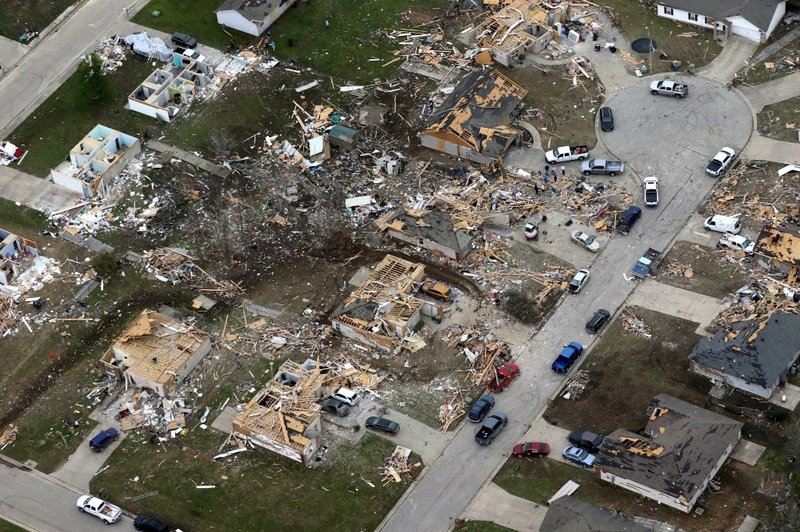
[513, 442, 550, 458]
[487, 363, 520, 392]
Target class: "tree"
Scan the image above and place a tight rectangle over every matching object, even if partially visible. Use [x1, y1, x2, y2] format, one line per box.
[77, 53, 109, 103]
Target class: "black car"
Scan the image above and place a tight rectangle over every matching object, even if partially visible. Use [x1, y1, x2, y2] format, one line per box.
[586, 309, 611, 334]
[171, 31, 198, 49]
[617, 205, 641, 235]
[467, 395, 496, 423]
[568, 430, 604, 453]
[321, 398, 351, 417]
[599, 107, 614, 131]
[134, 515, 169, 532]
[475, 413, 508, 445]
[365, 416, 400, 434]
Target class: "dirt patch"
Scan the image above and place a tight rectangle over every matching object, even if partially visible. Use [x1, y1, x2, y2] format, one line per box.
[658, 241, 749, 299]
[400, 5, 446, 26]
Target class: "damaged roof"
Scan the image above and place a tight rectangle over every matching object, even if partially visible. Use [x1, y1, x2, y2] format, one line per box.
[596, 394, 742, 505]
[541, 497, 648, 532]
[755, 225, 800, 267]
[384, 207, 474, 253]
[474, 0, 550, 53]
[218, 0, 272, 17]
[424, 69, 527, 158]
[660, 0, 784, 32]
[689, 312, 800, 388]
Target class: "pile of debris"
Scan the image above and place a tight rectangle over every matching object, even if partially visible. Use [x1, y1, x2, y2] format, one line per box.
[0, 293, 18, 336]
[561, 369, 590, 400]
[0, 424, 17, 450]
[713, 286, 799, 333]
[380, 445, 421, 485]
[438, 391, 466, 432]
[621, 309, 652, 338]
[116, 389, 192, 436]
[444, 323, 512, 385]
[664, 262, 694, 278]
[93, 36, 130, 73]
[387, 28, 469, 82]
[142, 247, 197, 284]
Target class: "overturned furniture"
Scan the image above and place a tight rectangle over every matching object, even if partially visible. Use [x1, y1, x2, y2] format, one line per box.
[99, 310, 212, 397]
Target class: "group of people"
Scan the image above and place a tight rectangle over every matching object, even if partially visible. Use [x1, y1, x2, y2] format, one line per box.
[530, 164, 567, 195]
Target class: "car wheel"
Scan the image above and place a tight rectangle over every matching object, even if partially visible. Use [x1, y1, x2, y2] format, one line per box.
[651, 90, 658, 95]
[583, 171, 590, 176]
[580, 155, 588, 160]
[78, 508, 84, 512]
[675, 94, 683, 99]
[609, 172, 616, 176]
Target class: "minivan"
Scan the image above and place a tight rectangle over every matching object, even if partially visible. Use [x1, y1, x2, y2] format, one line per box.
[617, 205, 642, 235]
[599, 107, 614, 131]
[704, 214, 741, 235]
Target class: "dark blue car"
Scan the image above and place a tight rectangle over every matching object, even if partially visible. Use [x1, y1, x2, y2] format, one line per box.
[89, 428, 119, 452]
[551, 342, 584, 373]
[468, 395, 496, 423]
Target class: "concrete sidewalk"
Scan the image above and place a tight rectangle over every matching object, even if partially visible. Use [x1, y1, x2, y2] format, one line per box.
[740, 71, 800, 113]
[627, 279, 725, 333]
[742, 135, 800, 164]
[461, 482, 547, 531]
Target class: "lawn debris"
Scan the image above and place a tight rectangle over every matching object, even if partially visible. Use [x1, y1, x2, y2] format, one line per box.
[438, 391, 466, 432]
[0, 424, 18, 449]
[561, 369, 590, 400]
[621, 309, 652, 338]
[380, 445, 419, 485]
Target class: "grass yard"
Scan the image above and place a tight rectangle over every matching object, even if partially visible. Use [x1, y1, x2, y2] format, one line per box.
[8, 55, 156, 178]
[545, 307, 709, 435]
[92, 433, 411, 532]
[0, 519, 25, 532]
[658, 240, 748, 299]
[455, 521, 515, 532]
[757, 96, 800, 143]
[0, 198, 46, 232]
[0, 0, 79, 41]
[601, 0, 722, 72]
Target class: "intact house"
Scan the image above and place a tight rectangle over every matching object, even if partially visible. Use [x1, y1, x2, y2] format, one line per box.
[461, 0, 558, 66]
[216, 0, 294, 37]
[656, 1, 786, 43]
[0, 229, 38, 286]
[376, 207, 475, 261]
[49, 125, 140, 198]
[331, 254, 442, 352]
[232, 358, 383, 465]
[420, 68, 527, 165]
[99, 310, 212, 397]
[595, 394, 742, 514]
[541, 496, 648, 532]
[755, 224, 800, 283]
[689, 312, 800, 399]
[128, 51, 213, 122]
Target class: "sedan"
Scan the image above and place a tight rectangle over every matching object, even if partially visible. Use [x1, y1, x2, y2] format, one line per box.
[717, 233, 755, 255]
[585, 309, 611, 334]
[552, 342, 584, 373]
[487, 363, 520, 393]
[562, 446, 596, 468]
[513, 442, 550, 458]
[570, 230, 600, 252]
[568, 269, 590, 294]
[706, 147, 736, 177]
[365, 416, 400, 434]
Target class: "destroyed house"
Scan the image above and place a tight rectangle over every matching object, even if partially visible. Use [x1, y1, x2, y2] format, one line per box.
[0, 229, 38, 286]
[541, 496, 648, 532]
[656, 0, 786, 43]
[378, 207, 474, 260]
[463, 1, 556, 66]
[421, 69, 527, 164]
[128, 51, 213, 122]
[595, 394, 742, 513]
[755, 225, 800, 282]
[50, 125, 140, 198]
[99, 310, 211, 397]
[689, 312, 800, 399]
[331, 255, 426, 351]
[216, 0, 292, 37]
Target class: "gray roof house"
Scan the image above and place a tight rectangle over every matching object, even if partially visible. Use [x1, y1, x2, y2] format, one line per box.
[216, 0, 293, 37]
[656, 1, 786, 43]
[595, 394, 742, 513]
[378, 207, 475, 261]
[541, 496, 648, 532]
[689, 312, 800, 399]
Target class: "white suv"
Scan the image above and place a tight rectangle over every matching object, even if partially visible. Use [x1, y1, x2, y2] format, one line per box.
[332, 387, 360, 406]
[717, 233, 755, 255]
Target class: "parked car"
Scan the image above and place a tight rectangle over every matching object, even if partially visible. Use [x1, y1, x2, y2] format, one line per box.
[89, 428, 119, 452]
[643, 176, 659, 206]
[585, 309, 611, 334]
[580, 159, 624, 176]
[332, 387, 360, 406]
[77, 495, 122, 524]
[475, 412, 508, 445]
[632, 248, 662, 278]
[570, 230, 600, 252]
[365, 416, 400, 434]
[174, 46, 205, 63]
[617, 205, 642, 235]
[420, 281, 452, 301]
[717, 233, 755, 255]
[545, 145, 590, 163]
[568, 430, 605, 453]
[524, 221, 539, 241]
[134, 515, 170, 532]
[321, 397, 351, 417]
[468, 395, 496, 423]
[512, 442, 550, 458]
[704, 214, 741, 234]
[552, 342, 584, 373]
[599, 107, 614, 131]
[568, 269, 590, 294]
[649, 79, 688, 98]
[171, 31, 198, 49]
[562, 446, 596, 468]
[706, 147, 736, 177]
[487, 363, 520, 393]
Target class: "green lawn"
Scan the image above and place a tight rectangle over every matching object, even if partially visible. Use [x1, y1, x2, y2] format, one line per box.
[0, 0, 78, 41]
[455, 521, 515, 532]
[0, 519, 25, 532]
[757, 96, 800, 143]
[93, 433, 412, 531]
[0, 198, 46, 232]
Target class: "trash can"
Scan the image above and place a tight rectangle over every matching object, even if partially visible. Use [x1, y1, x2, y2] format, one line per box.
[594, 43, 601, 52]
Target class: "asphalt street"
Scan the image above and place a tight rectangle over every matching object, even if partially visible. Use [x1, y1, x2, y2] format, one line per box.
[379, 77, 752, 532]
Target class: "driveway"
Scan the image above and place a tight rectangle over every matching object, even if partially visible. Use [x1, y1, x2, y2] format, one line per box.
[740, 71, 800, 113]
[511, 210, 608, 269]
[51, 423, 125, 491]
[627, 279, 725, 333]
[742, 135, 800, 164]
[699, 36, 758, 84]
[461, 482, 546, 531]
[379, 75, 752, 532]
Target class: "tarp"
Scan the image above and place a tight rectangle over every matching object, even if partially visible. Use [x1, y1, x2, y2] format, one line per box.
[124, 32, 173, 62]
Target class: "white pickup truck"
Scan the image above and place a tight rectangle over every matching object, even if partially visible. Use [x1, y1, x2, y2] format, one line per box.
[545, 145, 590, 163]
[649, 79, 688, 98]
[77, 495, 122, 524]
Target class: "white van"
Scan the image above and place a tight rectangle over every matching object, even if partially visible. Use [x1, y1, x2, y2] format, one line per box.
[704, 215, 741, 235]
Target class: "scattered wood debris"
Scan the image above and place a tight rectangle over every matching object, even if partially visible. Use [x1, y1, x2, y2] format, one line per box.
[621, 309, 652, 338]
[561, 370, 590, 400]
[0, 424, 18, 450]
[438, 391, 466, 432]
[380, 446, 420, 485]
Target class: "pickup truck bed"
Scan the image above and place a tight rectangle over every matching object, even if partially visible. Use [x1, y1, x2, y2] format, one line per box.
[632, 248, 662, 278]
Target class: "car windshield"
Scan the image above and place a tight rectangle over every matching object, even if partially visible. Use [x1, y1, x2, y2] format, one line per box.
[575, 449, 587, 459]
[582, 235, 594, 244]
[742, 239, 752, 248]
[708, 160, 722, 170]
